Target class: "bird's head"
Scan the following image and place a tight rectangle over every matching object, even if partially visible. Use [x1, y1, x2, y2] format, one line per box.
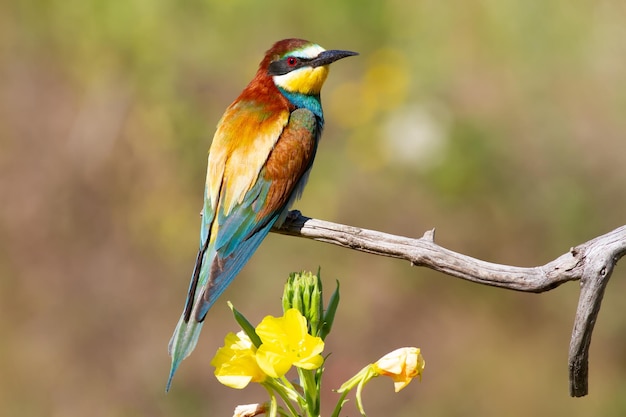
[261, 39, 358, 96]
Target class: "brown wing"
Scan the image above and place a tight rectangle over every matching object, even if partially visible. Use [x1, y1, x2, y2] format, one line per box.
[255, 108, 319, 221]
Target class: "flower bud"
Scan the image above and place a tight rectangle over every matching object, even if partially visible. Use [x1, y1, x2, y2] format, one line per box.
[373, 347, 425, 392]
[282, 271, 323, 336]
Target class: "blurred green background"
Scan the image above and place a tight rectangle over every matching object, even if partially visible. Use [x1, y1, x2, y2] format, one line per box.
[2, 0, 626, 416]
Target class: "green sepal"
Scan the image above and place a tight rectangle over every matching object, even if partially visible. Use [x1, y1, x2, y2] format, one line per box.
[282, 274, 293, 314]
[227, 301, 262, 348]
[308, 269, 322, 337]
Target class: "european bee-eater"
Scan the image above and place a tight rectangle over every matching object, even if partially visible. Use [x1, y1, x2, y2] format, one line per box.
[167, 38, 357, 389]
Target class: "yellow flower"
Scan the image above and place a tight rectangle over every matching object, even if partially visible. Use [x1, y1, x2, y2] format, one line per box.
[372, 347, 425, 392]
[255, 308, 325, 378]
[211, 331, 266, 389]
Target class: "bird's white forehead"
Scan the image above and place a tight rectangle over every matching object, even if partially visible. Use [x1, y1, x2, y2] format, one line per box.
[287, 44, 326, 59]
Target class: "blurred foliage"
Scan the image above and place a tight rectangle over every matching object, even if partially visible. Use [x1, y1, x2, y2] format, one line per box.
[1, 0, 626, 416]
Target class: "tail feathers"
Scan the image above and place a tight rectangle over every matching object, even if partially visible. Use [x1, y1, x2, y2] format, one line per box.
[166, 237, 214, 391]
[166, 315, 205, 391]
[166, 207, 283, 390]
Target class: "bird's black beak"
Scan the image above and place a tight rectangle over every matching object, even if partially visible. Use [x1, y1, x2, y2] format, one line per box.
[310, 49, 359, 67]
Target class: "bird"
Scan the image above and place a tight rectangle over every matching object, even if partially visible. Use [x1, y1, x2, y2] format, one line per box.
[167, 38, 357, 390]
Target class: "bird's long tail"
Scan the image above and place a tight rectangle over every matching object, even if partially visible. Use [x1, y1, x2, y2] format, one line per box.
[166, 314, 204, 391]
[166, 235, 212, 391]
[165, 205, 282, 390]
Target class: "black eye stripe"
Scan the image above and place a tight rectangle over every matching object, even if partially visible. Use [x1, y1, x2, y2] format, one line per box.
[268, 56, 312, 76]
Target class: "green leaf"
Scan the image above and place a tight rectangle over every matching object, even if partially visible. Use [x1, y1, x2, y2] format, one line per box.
[228, 301, 262, 348]
[320, 280, 340, 340]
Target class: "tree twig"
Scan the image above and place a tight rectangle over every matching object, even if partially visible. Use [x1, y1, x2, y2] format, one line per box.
[272, 210, 626, 397]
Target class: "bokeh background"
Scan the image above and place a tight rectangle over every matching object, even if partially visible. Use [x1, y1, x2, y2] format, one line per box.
[2, 1, 626, 416]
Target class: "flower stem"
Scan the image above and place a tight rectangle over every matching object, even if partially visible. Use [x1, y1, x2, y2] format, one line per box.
[264, 386, 278, 417]
[297, 367, 319, 417]
[264, 379, 301, 417]
[330, 388, 351, 417]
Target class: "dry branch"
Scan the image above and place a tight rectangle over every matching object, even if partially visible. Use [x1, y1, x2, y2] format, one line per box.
[272, 210, 626, 397]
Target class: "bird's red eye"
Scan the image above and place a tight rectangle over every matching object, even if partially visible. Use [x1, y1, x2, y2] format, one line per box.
[286, 57, 298, 67]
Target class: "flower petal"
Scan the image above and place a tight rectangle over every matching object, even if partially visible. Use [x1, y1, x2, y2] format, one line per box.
[211, 331, 266, 389]
[256, 344, 293, 378]
[254, 309, 325, 376]
[215, 373, 254, 390]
